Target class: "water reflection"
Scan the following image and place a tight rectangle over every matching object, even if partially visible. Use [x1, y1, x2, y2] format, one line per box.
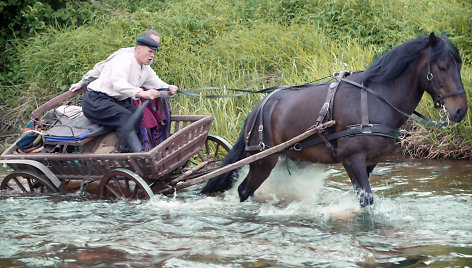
[0, 158, 471, 267]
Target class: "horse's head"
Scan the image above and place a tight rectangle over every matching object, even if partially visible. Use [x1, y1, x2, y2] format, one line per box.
[425, 32, 468, 122]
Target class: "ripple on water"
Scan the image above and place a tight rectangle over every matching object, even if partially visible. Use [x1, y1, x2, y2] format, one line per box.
[0, 158, 471, 267]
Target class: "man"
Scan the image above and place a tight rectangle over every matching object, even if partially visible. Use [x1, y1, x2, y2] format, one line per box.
[70, 29, 178, 152]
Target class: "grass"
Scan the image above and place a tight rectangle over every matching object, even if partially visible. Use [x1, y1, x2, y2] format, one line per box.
[0, 0, 471, 158]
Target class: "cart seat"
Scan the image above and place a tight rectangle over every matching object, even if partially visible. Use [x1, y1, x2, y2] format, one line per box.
[43, 114, 110, 146]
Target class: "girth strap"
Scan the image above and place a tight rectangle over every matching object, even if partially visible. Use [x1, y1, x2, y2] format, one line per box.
[315, 78, 337, 125]
[292, 124, 401, 151]
[312, 71, 350, 159]
[292, 73, 401, 154]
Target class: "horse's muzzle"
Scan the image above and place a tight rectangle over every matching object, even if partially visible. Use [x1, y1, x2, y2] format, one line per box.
[451, 107, 467, 122]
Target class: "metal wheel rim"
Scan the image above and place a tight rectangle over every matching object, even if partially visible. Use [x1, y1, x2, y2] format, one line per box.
[190, 135, 232, 166]
[99, 168, 154, 200]
[1, 171, 59, 194]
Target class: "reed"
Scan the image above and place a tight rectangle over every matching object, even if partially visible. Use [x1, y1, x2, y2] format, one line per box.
[1, 0, 471, 157]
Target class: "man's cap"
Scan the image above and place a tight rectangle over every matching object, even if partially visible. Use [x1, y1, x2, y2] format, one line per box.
[136, 35, 160, 51]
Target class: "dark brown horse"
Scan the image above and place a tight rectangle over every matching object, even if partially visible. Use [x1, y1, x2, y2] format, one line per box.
[201, 33, 468, 206]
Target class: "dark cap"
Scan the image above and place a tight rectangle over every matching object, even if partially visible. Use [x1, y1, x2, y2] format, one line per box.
[136, 35, 160, 51]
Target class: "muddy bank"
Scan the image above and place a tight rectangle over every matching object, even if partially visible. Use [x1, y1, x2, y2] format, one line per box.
[395, 120, 472, 160]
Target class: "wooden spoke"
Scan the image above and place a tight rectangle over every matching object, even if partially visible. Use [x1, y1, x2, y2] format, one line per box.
[188, 135, 232, 167]
[99, 169, 154, 200]
[0, 171, 59, 194]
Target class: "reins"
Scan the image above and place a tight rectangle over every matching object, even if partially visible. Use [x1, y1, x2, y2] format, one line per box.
[176, 86, 286, 98]
[174, 76, 332, 98]
[159, 70, 454, 130]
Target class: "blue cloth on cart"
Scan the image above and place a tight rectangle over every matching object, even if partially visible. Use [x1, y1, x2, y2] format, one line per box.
[44, 129, 91, 142]
[44, 114, 109, 143]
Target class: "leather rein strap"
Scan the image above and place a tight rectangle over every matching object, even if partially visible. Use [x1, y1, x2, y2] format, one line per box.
[177, 85, 289, 98]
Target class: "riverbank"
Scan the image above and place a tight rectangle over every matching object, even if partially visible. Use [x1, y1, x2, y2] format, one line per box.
[1, 0, 470, 159]
[397, 121, 472, 159]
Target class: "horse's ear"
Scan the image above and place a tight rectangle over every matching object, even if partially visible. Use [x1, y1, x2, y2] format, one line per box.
[441, 32, 448, 40]
[429, 32, 438, 47]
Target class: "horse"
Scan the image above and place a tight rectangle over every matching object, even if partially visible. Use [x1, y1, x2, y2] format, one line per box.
[201, 32, 468, 206]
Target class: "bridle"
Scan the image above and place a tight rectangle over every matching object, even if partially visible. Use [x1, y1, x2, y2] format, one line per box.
[424, 58, 466, 109]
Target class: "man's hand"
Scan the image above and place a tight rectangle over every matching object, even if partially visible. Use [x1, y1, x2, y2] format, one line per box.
[136, 86, 179, 99]
[168, 85, 178, 96]
[69, 82, 83, 92]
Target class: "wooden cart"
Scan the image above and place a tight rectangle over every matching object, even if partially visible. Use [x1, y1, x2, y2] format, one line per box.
[0, 89, 232, 200]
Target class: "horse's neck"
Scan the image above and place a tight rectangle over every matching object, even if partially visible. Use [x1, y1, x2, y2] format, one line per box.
[372, 61, 427, 125]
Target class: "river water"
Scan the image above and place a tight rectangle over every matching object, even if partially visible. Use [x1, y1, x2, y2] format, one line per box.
[1, 158, 471, 267]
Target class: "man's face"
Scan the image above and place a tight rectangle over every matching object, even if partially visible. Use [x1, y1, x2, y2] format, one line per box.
[135, 34, 160, 66]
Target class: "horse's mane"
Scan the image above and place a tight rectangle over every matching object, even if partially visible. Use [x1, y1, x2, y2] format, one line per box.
[363, 34, 462, 84]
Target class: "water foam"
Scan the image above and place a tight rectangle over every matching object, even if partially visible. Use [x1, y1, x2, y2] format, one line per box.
[227, 158, 364, 220]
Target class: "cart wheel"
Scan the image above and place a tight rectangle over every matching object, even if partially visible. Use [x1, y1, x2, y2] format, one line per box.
[189, 135, 232, 167]
[0, 171, 59, 194]
[99, 168, 154, 200]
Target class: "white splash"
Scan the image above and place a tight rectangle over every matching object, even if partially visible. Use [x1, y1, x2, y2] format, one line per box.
[251, 158, 332, 203]
[227, 158, 362, 220]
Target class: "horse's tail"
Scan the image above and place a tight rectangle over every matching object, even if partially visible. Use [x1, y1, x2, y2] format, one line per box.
[201, 121, 247, 194]
[122, 100, 149, 133]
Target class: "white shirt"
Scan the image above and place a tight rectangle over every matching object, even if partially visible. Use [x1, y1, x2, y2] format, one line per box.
[79, 47, 135, 86]
[86, 48, 169, 100]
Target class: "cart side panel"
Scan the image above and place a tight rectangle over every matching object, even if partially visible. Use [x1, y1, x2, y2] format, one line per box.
[146, 115, 213, 180]
[1, 115, 213, 185]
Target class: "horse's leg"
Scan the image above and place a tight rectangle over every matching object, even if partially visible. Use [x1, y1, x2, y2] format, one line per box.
[366, 164, 377, 176]
[342, 154, 374, 206]
[238, 154, 279, 202]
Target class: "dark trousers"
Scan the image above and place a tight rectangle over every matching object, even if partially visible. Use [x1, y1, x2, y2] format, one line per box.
[82, 91, 137, 133]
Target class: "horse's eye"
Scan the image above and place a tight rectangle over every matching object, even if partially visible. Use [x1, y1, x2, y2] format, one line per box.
[438, 65, 446, 71]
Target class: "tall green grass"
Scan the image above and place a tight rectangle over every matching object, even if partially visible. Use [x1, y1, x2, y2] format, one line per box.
[1, 0, 471, 156]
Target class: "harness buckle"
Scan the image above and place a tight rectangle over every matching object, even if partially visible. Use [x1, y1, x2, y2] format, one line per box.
[329, 82, 338, 89]
[360, 124, 373, 134]
[426, 72, 434, 81]
[259, 142, 266, 151]
[292, 143, 302, 151]
[398, 130, 407, 140]
[258, 125, 263, 132]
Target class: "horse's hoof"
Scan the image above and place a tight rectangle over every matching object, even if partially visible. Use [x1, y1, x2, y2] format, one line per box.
[239, 191, 250, 202]
[357, 189, 374, 207]
[238, 185, 250, 202]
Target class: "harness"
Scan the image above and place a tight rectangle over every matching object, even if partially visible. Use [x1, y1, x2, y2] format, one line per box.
[245, 88, 286, 151]
[245, 68, 462, 157]
[424, 62, 466, 108]
[288, 72, 403, 160]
